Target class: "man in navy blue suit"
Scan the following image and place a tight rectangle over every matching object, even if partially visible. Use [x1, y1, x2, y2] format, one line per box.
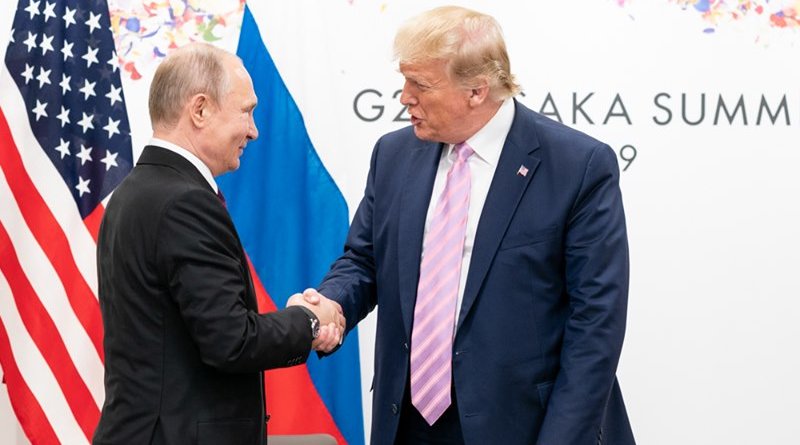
[310, 6, 635, 444]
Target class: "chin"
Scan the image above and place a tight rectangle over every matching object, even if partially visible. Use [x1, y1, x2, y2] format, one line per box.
[412, 127, 433, 142]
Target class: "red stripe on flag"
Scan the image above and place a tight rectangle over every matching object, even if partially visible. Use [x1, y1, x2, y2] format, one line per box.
[83, 204, 104, 243]
[0, 320, 60, 445]
[0, 225, 100, 441]
[0, 108, 104, 362]
[246, 258, 347, 444]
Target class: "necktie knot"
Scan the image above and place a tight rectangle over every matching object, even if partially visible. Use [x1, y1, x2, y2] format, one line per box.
[454, 142, 474, 163]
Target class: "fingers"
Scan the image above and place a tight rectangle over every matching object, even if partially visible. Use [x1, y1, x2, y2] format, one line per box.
[335, 311, 346, 334]
[285, 292, 305, 308]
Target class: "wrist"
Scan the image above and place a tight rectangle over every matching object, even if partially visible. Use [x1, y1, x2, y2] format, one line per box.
[298, 306, 320, 339]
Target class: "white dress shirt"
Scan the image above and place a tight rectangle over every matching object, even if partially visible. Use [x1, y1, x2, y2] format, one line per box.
[149, 137, 218, 193]
[421, 98, 516, 332]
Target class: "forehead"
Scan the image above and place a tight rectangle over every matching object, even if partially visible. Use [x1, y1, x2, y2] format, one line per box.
[227, 64, 257, 100]
[399, 59, 449, 80]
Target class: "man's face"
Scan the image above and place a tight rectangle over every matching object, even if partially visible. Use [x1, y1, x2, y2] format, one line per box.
[399, 59, 473, 144]
[202, 60, 258, 175]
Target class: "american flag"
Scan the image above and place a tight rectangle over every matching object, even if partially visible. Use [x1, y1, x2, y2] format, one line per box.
[0, 0, 133, 443]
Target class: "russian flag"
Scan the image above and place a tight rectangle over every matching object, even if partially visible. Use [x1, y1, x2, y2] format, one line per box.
[216, 5, 364, 445]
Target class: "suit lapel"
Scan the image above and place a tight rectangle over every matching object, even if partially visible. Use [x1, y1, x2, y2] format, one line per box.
[397, 140, 443, 339]
[457, 101, 542, 331]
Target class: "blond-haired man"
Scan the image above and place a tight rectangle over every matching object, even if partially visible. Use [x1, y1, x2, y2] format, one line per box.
[313, 6, 635, 445]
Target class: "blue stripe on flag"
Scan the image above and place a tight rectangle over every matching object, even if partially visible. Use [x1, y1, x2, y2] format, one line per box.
[217, 5, 364, 445]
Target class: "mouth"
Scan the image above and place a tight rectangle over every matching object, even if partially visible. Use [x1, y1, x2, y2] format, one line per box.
[410, 116, 421, 125]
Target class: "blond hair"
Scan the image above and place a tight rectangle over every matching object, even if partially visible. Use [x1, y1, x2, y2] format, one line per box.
[394, 6, 521, 100]
[149, 43, 235, 127]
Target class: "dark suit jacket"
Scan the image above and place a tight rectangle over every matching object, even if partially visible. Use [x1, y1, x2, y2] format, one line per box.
[319, 101, 635, 445]
[93, 146, 314, 445]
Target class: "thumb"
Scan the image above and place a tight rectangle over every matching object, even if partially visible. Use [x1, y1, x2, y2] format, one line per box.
[303, 288, 320, 304]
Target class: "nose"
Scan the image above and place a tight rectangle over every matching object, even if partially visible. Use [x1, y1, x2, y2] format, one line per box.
[248, 114, 258, 141]
[399, 80, 417, 106]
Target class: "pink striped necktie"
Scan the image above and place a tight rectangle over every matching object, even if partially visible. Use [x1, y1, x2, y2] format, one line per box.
[410, 141, 474, 425]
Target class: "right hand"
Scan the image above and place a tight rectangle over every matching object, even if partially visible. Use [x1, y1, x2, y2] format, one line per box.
[287, 288, 346, 340]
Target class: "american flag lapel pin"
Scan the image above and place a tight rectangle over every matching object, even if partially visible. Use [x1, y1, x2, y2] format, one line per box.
[517, 165, 529, 177]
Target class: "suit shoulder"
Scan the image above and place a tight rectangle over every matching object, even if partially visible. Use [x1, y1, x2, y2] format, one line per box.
[375, 125, 418, 151]
[105, 164, 218, 224]
[509, 102, 615, 171]
[525, 106, 607, 152]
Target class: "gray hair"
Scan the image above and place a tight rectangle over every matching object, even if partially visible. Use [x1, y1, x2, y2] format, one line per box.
[148, 43, 235, 127]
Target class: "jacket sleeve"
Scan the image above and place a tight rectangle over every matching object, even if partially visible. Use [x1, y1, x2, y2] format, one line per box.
[537, 144, 630, 445]
[317, 139, 382, 336]
[155, 188, 313, 373]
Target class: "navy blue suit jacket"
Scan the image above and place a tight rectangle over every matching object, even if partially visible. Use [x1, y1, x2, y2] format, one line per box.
[319, 101, 635, 445]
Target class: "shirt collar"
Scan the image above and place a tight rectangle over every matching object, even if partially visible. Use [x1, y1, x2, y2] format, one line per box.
[447, 98, 515, 167]
[148, 137, 218, 193]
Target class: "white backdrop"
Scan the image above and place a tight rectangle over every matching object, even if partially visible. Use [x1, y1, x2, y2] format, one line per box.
[3, 1, 800, 444]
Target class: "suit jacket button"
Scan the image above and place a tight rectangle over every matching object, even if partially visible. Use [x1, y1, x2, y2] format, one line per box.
[391, 403, 399, 415]
[403, 342, 409, 352]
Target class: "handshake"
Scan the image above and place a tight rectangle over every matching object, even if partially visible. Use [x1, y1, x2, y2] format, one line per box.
[287, 288, 346, 353]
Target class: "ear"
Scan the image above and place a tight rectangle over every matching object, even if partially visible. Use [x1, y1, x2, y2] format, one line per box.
[468, 78, 491, 107]
[188, 93, 211, 129]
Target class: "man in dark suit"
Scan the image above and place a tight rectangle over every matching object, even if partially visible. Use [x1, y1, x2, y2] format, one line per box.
[93, 43, 344, 445]
[308, 6, 635, 445]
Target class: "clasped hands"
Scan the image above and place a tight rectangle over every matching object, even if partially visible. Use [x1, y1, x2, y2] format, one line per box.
[287, 288, 345, 353]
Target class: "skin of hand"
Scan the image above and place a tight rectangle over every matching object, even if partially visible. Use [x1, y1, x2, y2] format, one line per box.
[286, 289, 346, 351]
[311, 323, 341, 352]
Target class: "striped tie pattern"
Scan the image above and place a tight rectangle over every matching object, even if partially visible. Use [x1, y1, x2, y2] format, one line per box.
[410, 142, 474, 425]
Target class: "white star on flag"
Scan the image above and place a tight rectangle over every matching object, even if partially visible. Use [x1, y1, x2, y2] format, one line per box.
[36, 66, 50, 88]
[75, 176, 91, 197]
[42, 1, 56, 22]
[23, 31, 37, 52]
[76, 144, 93, 165]
[39, 33, 54, 55]
[105, 84, 122, 106]
[77, 112, 94, 133]
[86, 12, 102, 34]
[59, 73, 71, 94]
[79, 79, 96, 100]
[63, 5, 76, 28]
[55, 138, 70, 159]
[21, 63, 34, 84]
[82, 46, 99, 68]
[56, 106, 70, 127]
[101, 150, 119, 171]
[103, 117, 120, 138]
[61, 40, 73, 61]
[31, 99, 47, 121]
[24, 0, 40, 20]
[107, 52, 120, 72]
